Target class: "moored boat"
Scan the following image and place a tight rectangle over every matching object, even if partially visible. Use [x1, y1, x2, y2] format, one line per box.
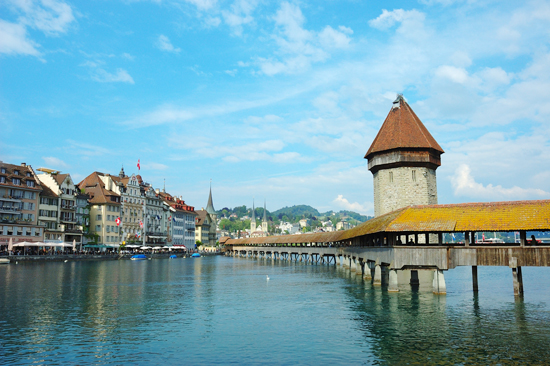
[0, 258, 10, 264]
[191, 253, 201, 258]
[130, 254, 148, 260]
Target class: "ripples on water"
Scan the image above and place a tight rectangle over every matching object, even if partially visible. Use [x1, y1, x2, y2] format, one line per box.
[1, 257, 550, 365]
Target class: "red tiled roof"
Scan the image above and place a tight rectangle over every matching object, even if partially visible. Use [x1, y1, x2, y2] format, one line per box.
[365, 96, 444, 159]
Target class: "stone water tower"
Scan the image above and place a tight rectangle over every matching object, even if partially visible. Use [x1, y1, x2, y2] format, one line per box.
[365, 95, 444, 217]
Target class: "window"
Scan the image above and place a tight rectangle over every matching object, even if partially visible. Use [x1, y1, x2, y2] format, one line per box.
[389, 171, 393, 183]
[96, 225, 101, 232]
[97, 214, 102, 220]
[412, 170, 416, 182]
[13, 170, 19, 175]
[0, 168, 6, 173]
[12, 178, 21, 185]
[0, 177, 5, 183]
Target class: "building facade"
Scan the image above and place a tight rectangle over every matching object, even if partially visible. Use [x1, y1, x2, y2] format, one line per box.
[37, 170, 82, 244]
[0, 162, 44, 246]
[78, 172, 122, 249]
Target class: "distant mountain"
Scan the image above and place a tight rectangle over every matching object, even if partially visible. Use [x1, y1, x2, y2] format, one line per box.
[218, 204, 371, 225]
[271, 205, 320, 220]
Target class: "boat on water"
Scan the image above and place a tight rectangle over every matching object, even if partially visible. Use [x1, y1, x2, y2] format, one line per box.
[0, 258, 10, 264]
[130, 254, 148, 260]
[191, 253, 201, 258]
[169, 255, 177, 259]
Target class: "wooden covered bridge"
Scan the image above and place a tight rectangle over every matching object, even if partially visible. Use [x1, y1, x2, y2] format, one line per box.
[223, 199, 550, 296]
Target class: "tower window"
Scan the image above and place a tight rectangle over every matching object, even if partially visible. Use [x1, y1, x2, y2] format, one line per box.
[412, 170, 416, 182]
[389, 172, 393, 183]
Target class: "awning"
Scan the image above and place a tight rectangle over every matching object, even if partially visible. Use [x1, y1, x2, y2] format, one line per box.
[13, 242, 73, 247]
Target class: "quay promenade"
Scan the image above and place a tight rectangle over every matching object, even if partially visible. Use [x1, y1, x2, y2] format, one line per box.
[223, 200, 550, 296]
[1, 251, 221, 262]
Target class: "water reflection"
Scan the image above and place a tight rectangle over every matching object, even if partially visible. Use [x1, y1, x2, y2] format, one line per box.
[1, 258, 550, 365]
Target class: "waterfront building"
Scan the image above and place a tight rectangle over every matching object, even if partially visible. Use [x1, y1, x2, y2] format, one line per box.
[78, 172, 122, 249]
[37, 183, 60, 241]
[36, 170, 82, 244]
[75, 191, 90, 248]
[0, 161, 44, 245]
[113, 171, 144, 244]
[195, 210, 211, 245]
[365, 94, 444, 217]
[159, 191, 196, 249]
[140, 182, 166, 246]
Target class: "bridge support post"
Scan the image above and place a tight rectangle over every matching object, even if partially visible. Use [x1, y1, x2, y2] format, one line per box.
[356, 259, 362, 275]
[410, 270, 420, 286]
[509, 257, 523, 296]
[472, 266, 478, 292]
[350, 257, 356, 272]
[373, 261, 382, 286]
[512, 267, 524, 296]
[433, 269, 446, 295]
[363, 262, 372, 280]
[388, 269, 399, 292]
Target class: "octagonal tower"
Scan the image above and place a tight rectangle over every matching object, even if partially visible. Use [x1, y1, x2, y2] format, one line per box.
[365, 95, 444, 217]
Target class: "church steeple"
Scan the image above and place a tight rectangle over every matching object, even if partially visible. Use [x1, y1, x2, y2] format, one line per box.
[119, 165, 126, 178]
[250, 199, 257, 232]
[262, 200, 268, 233]
[205, 181, 216, 215]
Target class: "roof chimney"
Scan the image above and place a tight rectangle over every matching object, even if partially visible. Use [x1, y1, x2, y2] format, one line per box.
[21, 163, 26, 167]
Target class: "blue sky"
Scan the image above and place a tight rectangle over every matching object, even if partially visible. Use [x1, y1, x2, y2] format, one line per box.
[1, 0, 550, 215]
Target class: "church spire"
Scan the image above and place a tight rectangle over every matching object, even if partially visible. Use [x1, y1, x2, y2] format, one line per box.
[263, 200, 267, 222]
[119, 165, 125, 178]
[205, 180, 216, 215]
[250, 199, 256, 232]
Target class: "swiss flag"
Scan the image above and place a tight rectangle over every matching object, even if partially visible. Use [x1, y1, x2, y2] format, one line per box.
[115, 217, 121, 226]
[137, 159, 140, 170]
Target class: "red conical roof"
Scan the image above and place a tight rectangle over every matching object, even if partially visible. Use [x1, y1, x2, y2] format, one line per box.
[365, 95, 444, 159]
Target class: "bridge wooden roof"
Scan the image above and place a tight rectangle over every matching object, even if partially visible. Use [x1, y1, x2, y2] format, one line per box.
[225, 200, 550, 246]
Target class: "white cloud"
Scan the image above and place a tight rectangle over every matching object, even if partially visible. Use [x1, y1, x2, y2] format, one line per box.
[222, 0, 257, 36]
[156, 35, 181, 53]
[66, 140, 111, 157]
[183, 0, 217, 11]
[42, 156, 68, 168]
[146, 162, 169, 170]
[318, 25, 352, 49]
[0, 20, 40, 55]
[368, 9, 425, 30]
[451, 164, 549, 200]
[333, 195, 372, 215]
[435, 65, 470, 84]
[254, 2, 353, 75]
[8, 0, 75, 35]
[92, 68, 135, 84]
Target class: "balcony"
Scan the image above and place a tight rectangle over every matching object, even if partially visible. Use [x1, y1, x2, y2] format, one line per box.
[60, 217, 77, 223]
[1, 195, 22, 202]
[0, 206, 21, 214]
[61, 204, 76, 210]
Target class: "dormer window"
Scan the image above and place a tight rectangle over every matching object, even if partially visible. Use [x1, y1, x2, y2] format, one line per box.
[13, 170, 19, 175]
[26, 172, 31, 177]
[0, 168, 6, 174]
[12, 178, 21, 185]
[27, 181, 35, 187]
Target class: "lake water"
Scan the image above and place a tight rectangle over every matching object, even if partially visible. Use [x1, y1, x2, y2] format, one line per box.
[1, 256, 550, 365]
